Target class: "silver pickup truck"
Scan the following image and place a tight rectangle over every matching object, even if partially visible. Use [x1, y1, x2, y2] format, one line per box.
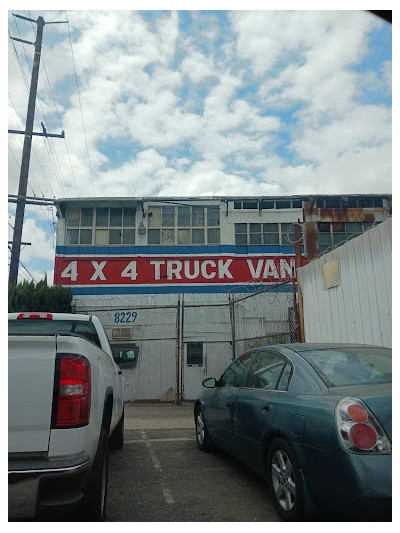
[8, 312, 125, 521]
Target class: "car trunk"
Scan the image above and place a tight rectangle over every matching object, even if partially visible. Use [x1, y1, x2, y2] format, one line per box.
[8, 336, 57, 453]
[330, 383, 392, 441]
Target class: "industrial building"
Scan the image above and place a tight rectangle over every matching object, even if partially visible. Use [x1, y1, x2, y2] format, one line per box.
[53, 194, 391, 402]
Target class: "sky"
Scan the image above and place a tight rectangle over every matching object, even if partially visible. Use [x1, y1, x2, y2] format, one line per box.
[7, 5, 392, 285]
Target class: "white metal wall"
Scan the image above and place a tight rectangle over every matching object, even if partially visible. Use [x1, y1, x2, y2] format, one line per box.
[297, 219, 391, 348]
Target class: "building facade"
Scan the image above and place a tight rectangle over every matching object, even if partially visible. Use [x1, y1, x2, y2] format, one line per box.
[54, 194, 391, 401]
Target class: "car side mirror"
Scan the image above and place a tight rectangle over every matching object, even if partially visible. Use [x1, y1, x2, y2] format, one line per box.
[202, 377, 217, 388]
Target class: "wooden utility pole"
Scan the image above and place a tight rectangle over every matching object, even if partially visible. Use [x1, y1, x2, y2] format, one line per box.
[8, 14, 65, 285]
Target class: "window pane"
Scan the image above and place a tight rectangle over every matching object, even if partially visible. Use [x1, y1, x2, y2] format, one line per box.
[234, 201, 242, 209]
[187, 342, 203, 366]
[123, 229, 135, 244]
[67, 229, 79, 244]
[80, 229, 92, 244]
[250, 223, 261, 232]
[250, 233, 262, 244]
[318, 233, 331, 245]
[236, 233, 247, 246]
[109, 229, 122, 244]
[346, 222, 362, 234]
[245, 351, 287, 389]
[220, 355, 253, 387]
[318, 222, 330, 232]
[207, 207, 220, 226]
[332, 222, 345, 233]
[277, 363, 292, 391]
[192, 207, 204, 226]
[260, 200, 274, 209]
[333, 233, 346, 245]
[276, 200, 291, 209]
[263, 233, 279, 244]
[148, 207, 161, 227]
[178, 229, 190, 244]
[263, 223, 279, 232]
[162, 207, 175, 227]
[67, 207, 80, 226]
[81, 208, 93, 227]
[207, 228, 220, 244]
[192, 229, 204, 244]
[242, 201, 258, 209]
[178, 207, 190, 227]
[96, 208, 108, 226]
[110, 208, 122, 227]
[292, 200, 302, 208]
[148, 229, 160, 244]
[162, 229, 175, 244]
[95, 229, 108, 245]
[235, 223, 247, 234]
[123, 208, 136, 226]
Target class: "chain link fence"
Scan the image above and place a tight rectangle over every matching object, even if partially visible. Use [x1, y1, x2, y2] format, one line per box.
[74, 279, 299, 403]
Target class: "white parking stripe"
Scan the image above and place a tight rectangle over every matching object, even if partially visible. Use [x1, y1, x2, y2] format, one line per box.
[139, 429, 175, 504]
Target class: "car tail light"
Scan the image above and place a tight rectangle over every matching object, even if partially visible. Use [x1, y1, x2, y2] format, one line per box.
[53, 355, 91, 428]
[17, 313, 52, 319]
[335, 397, 391, 453]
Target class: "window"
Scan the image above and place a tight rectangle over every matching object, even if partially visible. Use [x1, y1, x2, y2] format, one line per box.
[148, 205, 220, 245]
[244, 351, 291, 390]
[317, 221, 374, 252]
[187, 342, 203, 366]
[235, 223, 293, 247]
[219, 353, 253, 387]
[66, 206, 136, 246]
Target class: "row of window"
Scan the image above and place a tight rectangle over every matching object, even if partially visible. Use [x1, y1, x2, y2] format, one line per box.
[235, 223, 296, 247]
[318, 221, 379, 252]
[233, 196, 386, 210]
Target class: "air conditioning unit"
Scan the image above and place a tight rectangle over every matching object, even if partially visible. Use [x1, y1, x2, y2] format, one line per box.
[112, 327, 132, 340]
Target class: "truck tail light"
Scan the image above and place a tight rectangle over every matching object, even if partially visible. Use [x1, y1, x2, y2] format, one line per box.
[335, 397, 391, 453]
[53, 355, 91, 428]
[17, 313, 52, 319]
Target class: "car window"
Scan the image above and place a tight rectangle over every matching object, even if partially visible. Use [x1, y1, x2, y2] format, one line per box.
[301, 347, 392, 387]
[276, 362, 292, 391]
[244, 350, 288, 390]
[219, 353, 253, 387]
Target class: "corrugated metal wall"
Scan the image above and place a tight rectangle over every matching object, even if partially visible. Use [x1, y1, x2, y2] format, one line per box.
[297, 219, 391, 348]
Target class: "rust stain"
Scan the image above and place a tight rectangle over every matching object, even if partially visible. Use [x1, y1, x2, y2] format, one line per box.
[304, 222, 319, 260]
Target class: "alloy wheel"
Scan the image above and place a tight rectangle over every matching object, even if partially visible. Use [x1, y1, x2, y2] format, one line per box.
[271, 449, 296, 511]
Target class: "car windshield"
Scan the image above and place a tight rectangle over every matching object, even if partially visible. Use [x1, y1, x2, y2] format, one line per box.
[301, 347, 392, 387]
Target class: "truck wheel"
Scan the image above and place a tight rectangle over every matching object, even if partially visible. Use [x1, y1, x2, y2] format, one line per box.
[109, 408, 124, 450]
[82, 428, 109, 521]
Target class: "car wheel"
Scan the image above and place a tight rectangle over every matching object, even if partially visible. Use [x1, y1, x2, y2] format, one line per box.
[195, 407, 213, 451]
[81, 428, 109, 521]
[267, 438, 303, 521]
[109, 407, 124, 450]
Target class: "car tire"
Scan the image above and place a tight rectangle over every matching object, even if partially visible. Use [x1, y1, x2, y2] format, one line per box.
[267, 438, 303, 521]
[109, 407, 124, 450]
[195, 407, 213, 452]
[81, 428, 109, 521]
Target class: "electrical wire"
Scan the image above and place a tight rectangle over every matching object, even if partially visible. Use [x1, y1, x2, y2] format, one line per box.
[65, 10, 96, 197]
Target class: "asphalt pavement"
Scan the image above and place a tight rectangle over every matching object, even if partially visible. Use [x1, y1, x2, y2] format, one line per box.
[106, 401, 281, 522]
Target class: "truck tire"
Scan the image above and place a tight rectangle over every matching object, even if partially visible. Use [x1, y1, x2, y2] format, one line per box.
[109, 408, 124, 450]
[82, 428, 109, 521]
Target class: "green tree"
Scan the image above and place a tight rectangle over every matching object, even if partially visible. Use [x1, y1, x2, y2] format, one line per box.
[8, 277, 73, 313]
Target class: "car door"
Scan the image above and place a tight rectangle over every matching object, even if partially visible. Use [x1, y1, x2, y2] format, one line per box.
[232, 349, 293, 471]
[206, 353, 253, 453]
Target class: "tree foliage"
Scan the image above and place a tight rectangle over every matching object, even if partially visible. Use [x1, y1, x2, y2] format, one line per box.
[8, 278, 73, 313]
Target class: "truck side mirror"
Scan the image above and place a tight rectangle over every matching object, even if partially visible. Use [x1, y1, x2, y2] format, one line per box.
[113, 345, 139, 368]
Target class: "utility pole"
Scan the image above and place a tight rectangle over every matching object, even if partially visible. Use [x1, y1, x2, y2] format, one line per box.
[8, 14, 66, 285]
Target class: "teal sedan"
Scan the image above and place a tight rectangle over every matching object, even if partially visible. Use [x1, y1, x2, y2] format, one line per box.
[194, 343, 392, 521]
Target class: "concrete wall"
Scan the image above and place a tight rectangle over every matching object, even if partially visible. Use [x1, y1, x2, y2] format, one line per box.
[297, 219, 391, 348]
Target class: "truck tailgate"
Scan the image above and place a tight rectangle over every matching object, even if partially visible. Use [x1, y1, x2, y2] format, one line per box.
[8, 336, 57, 453]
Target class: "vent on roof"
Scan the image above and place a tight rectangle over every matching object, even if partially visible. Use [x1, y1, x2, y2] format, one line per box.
[112, 327, 132, 340]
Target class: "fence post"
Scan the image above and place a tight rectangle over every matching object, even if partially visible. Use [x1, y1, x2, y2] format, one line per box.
[229, 293, 236, 360]
[176, 298, 181, 405]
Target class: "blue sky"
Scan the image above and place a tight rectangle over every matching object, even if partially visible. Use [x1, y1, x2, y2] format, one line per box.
[7, 7, 392, 285]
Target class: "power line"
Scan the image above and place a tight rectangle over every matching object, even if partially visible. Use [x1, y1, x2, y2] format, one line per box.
[66, 10, 96, 197]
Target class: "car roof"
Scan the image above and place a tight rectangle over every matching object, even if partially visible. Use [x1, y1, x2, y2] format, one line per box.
[255, 343, 390, 352]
